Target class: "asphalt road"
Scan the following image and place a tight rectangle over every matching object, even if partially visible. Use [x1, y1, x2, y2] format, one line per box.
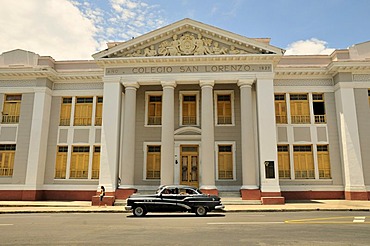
[0, 211, 369, 245]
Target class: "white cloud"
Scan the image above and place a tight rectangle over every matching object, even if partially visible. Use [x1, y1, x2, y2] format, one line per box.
[285, 38, 335, 55]
[0, 0, 99, 60]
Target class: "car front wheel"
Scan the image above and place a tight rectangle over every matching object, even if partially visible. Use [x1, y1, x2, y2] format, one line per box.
[133, 206, 147, 217]
[195, 206, 207, 216]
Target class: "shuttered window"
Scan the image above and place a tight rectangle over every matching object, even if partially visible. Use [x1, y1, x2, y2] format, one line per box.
[2, 94, 22, 124]
[317, 145, 331, 179]
[0, 144, 16, 177]
[92, 146, 100, 179]
[290, 94, 310, 124]
[95, 97, 103, 126]
[277, 145, 290, 179]
[59, 97, 72, 126]
[148, 96, 162, 125]
[74, 97, 93, 126]
[182, 95, 196, 125]
[275, 94, 287, 124]
[70, 146, 90, 179]
[217, 94, 232, 124]
[146, 146, 160, 179]
[218, 145, 233, 179]
[55, 146, 68, 179]
[293, 145, 314, 179]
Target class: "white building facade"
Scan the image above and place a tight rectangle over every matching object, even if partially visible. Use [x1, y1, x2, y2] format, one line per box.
[0, 19, 369, 204]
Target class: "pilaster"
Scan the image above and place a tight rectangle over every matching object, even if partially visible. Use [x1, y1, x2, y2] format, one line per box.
[99, 77, 123, 193]
[335, 83, 367, 200]
[23, 87, 52, 200]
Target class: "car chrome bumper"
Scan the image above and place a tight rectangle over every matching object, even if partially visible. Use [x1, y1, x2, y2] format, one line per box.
[215, 205, 225, 210]
[125, 206, 132, 211]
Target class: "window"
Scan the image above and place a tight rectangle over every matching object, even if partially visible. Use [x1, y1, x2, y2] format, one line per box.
[92, 146, 100, 179]
[181, 93, 197, 125]
[55, 146, 68, 179]
[274, 94, 287, 124]
[218, 145, 233, 179]
[70, 146, 90, 179]
[216, 94, 232, 125]
[290, 94, 310, 124]
[313, 94, 326, 123]
[277, 145, 290, 179]
[293, 145, 314, 179]
[2, 94, 22, 124]
[74, 97, 93, 126]
[146, 146, 161, 179]
[59, 97, 72, 126]
[95, 97, 103, 126]
[317, 145, 331, 179]
[148, 95, 162, 125]
[0, 144, 16, 177]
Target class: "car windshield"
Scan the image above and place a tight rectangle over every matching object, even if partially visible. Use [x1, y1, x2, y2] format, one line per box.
[155, 186, 202, 195]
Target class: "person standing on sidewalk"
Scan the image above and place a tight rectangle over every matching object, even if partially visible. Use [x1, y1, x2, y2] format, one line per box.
[99, 186, 105, 207]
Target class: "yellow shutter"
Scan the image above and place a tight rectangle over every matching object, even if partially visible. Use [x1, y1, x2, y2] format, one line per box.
[70, 147, 89, 179]
[74, 98, 93, 126]
[277, 145, 290, 178]
[218, 146, 233, 179]
[317, 145, 331, 179]
[146, 146, 160, 179]
[290, 94, 310, 124]
[2, 95, 21, 123]
[92, 146, 100, 179]
[274, 95, 287, 124]
[148, 97, 162, 125]
[217, 95, 232, 124]
[55, 147, 67, 179]
[182, 97, 196, 125]
[95, 97, 103, 126]
[293, 146, 314, 179]
[60, 99, 72, 126]
[0, 149, 15, 176]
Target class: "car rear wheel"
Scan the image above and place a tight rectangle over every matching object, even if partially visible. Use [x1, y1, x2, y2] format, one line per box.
[133, 206, 147, 217]
[195, 206, 207, 216]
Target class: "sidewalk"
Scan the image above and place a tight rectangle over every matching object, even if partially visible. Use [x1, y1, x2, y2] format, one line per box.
[1, 198, 370, 214]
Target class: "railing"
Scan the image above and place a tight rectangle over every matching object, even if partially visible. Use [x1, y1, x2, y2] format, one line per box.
[1, 115, 19, 124]
[146, 171, 160, 179]
[148, 116, 161, 125]
[314, 115, 326, 124]
[295, 170, 315, 179]
[182, 116, 196, 125]
[74, 117, 92, 126]
[217, 116, 232, 124]
[54, 171, 66, 179]
[0, 168, 13, 176]
[95, 117, 102, 126]
[69, 170, 88, 179]
[59, 118, 70, 126]
[218, 171, 233, 179]
[275, 115, 287, 124]
[291, 115, 310, 124]
[91, 170, 100, 179]
[319, 169, 331, 179]
[278, 170, 290, 179]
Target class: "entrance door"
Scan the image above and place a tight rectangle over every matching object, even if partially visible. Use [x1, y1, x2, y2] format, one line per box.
[180, 145, 199, 187]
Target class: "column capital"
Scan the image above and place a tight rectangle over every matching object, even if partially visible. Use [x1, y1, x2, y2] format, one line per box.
[199, 80, 214, 88]
[161, 80, 177, 89]
[123, 81, 140, 89]
[237, 79, 255, 88]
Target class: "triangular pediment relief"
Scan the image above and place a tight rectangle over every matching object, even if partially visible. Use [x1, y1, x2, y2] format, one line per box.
[93, 19, 284, 59]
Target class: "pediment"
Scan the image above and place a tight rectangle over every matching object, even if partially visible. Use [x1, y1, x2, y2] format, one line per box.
[93, 18, 284, 59]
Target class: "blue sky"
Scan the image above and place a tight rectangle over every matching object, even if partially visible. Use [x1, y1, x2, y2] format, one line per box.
[0, 0, 369, 60]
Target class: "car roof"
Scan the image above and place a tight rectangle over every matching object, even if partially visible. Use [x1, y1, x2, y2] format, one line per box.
[160, 185, 198, 190]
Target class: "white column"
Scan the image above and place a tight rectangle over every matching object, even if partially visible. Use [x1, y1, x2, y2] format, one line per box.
[238, 79, 258, 189]
[256, 75, 281, 194]
[200, 80, 216, 190]
[99, 78, 122, 192]
[120, 82, 139, 188]
[24, 87, 52, 191]
[160, 81, 176, 185]
[335, 85, 366, 198]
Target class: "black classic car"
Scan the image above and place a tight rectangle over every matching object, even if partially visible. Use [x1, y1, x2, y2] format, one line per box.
[125, 185, 224, 217]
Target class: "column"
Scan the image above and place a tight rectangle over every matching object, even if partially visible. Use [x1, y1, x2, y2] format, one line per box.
[23, 86, 52, 200]
[160, 81, 176, 185]
[99, 78, 122, 193]
[120, 82, 139, 194]
[238, 79, 260, 200]
[335, 85, 367, 200]
[199, 80, 217, 194]
[256, 75, 284, 204]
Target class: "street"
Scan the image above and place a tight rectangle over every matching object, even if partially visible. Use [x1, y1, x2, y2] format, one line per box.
[0, 211, 369, 245]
